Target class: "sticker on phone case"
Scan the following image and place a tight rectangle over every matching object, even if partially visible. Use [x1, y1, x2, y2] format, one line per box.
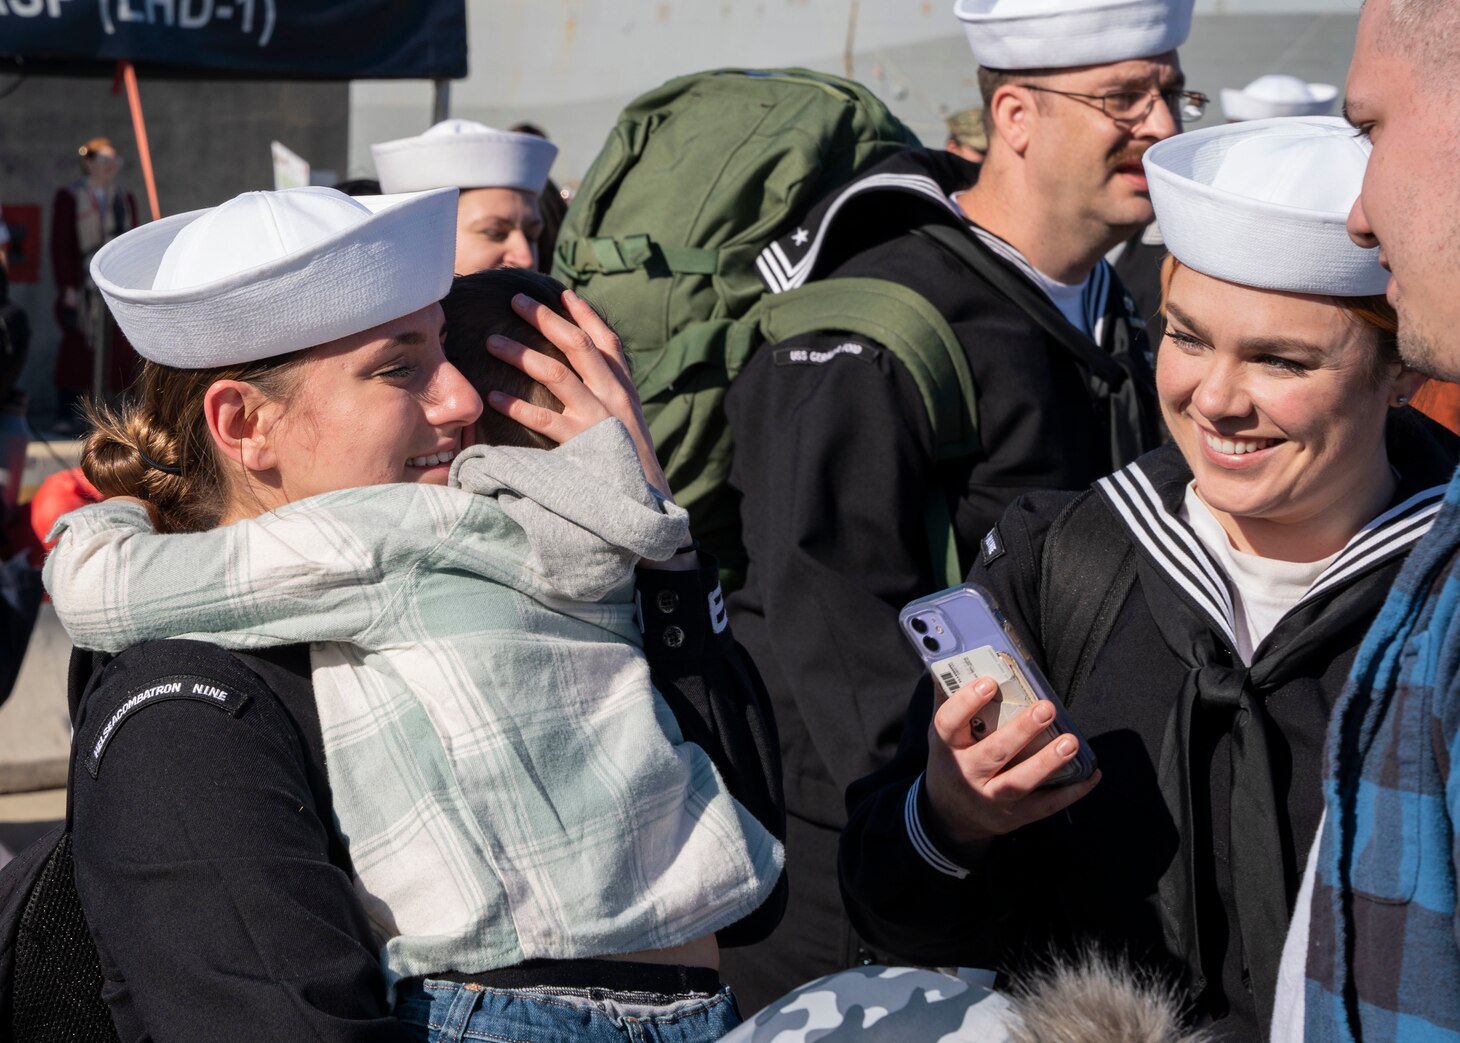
[930, 644, 1040, 734]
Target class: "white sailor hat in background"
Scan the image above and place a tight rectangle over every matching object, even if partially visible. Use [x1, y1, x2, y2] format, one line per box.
[1144, 116, 1386, 297]
[1220, 75, 1339, 122]
[954, 0, 1195, 71]
[372, 119, 559, 196]
[90, 186, 458, 368]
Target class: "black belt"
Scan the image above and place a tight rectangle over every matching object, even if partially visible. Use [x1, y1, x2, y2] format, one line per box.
[411, 958, 722, 997]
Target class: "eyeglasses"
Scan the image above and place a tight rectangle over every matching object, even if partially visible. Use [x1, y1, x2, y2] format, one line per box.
[1019, 85, 1210, 123]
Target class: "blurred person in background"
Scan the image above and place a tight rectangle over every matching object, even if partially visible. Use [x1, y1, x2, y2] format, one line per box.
[373, 120, 557, 275]
[333, 177, 382, 197]
[1219, 74, 1338, 123]
[0, 208, 43, 724]
[509, 122, 569, 273]
[50, 137, 140, 431]
[0, 244, 27, 402]
[944, 107, 989, 163]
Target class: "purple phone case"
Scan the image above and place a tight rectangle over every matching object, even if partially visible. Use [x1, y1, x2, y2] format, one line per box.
[899, 582, 1098, 786]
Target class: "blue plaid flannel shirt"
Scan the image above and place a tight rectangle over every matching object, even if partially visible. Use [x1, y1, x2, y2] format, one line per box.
[1307, 467, 1460, 1041]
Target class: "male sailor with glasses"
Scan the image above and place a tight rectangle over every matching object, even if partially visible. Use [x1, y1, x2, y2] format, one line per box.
[718, 0, 1195, 1011]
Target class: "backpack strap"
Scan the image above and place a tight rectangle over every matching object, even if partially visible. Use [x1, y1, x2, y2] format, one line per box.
[910, 222, 1129, 391]
[1038, 491, 1138, 703]
[557, 235, 720, 278]
[751, 277, 980, 460]
[749, 277, 980, 587]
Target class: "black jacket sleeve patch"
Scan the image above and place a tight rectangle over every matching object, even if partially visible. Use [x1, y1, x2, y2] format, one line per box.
[980, 526, 1006, 567]
[83, 674, 252, 778]
[773, 341, 881, 366]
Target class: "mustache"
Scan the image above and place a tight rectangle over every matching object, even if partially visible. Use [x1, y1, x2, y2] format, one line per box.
[1107, 146, 1150, 172]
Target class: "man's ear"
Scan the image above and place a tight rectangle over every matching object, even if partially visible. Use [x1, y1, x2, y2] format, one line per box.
[989, 82, 1036, 156]
[203, 379, 278, 473]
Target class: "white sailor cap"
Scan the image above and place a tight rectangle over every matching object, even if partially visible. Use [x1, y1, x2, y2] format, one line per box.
[1144, 116, 1387, 297]
[372, 119, 559, 196]
[1220, 75, 1339, 122]
[954, 0, 1195, 71]
[90, 186, 458, 368]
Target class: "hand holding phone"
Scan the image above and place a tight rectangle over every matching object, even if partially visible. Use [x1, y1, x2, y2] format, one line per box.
[901, 583, 1101, 845]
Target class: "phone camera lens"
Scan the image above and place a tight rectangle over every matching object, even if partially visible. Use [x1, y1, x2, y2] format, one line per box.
[922, 636, 940, 653]
[910, 618, 929, 634]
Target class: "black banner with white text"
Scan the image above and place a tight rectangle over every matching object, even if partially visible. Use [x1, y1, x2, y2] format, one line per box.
[0, 0, 467, 79]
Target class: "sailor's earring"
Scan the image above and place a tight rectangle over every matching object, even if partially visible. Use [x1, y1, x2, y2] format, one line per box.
[1396, 394, 1411, 407]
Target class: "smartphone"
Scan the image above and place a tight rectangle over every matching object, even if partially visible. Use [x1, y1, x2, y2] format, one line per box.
[900, 583, 1096, 786]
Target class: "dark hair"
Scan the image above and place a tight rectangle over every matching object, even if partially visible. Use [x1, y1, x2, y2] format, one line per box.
[83, 353, 306, 533]
[441, 268, 573, 450]
[976, 65, 1058, 137]
[333, 178, 382, 197]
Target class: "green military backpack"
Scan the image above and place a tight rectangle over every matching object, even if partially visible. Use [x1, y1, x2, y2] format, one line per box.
[553, 68, 979, 589]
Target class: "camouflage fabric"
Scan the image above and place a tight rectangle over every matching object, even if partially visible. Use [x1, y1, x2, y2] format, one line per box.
[724, 966, 1017, 1042]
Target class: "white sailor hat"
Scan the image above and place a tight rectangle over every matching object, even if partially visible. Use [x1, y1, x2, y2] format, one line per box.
[372, 119, 559, 196]
[954, 0, 1194, 71]
[1220, 75, 1339, 122]
[1144, 116, 1386, 297]
[90, 186, 458, 368]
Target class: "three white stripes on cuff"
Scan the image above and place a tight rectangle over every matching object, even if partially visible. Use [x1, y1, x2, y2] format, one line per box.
[904, 773, 971, 879]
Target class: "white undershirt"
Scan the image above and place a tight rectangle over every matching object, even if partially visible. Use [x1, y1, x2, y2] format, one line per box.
[1179, 484, 1339, 664]
[1270, 811, 1325, 1042]
[950, 192, 1097, 337]
[1031, 273, 1089, 333]
[969, 225, 1093, 334]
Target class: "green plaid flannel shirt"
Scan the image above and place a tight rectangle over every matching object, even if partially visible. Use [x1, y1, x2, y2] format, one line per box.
[45, 420, 784, 993]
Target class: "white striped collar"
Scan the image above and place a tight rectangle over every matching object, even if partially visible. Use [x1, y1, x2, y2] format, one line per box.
[965, 225, 1112, 343]
[1095, 457, 1447, 647]
[1097, 462, 1238, 646]
[756, 168, 1119, 351]
[1298, 486, 1445, 608]
[755, 172, 964, 293]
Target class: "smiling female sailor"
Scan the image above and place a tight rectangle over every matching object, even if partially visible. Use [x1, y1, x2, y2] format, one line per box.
[837, 116, 1459, 1041]
[44, 187, 781, 1042]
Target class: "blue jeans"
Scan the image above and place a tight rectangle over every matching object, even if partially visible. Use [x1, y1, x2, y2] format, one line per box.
[396, 978, 743, 1043]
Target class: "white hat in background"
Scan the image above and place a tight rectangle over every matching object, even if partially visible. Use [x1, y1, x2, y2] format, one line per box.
[90, 186, 459, 368]
[1143, 116, 1386, 297]
[954, 0, 1195, 71]
[1220, 75, 1339, 122]
[372, 119, 559, 196]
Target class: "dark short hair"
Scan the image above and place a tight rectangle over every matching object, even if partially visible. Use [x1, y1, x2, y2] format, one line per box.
[440, 268, 572, 450]
[333, 178, 382, 197]
[976, 65, 1058, 136]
